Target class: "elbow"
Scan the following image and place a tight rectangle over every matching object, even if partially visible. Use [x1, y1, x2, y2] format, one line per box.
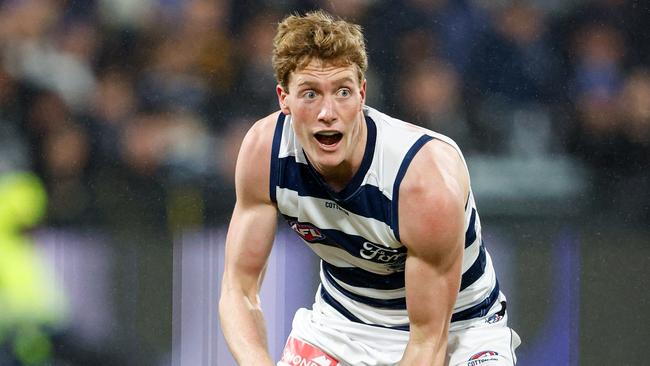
[218, 276, 262, 317]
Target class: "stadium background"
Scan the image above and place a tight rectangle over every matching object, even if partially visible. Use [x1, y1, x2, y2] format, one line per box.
[0, 0, 648, 365]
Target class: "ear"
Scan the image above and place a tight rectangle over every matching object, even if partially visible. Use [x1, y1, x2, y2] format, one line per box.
[277, 85, 291, 115]
[359, 78, 367, 109]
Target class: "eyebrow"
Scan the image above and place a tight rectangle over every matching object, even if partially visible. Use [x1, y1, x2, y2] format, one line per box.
[296, 76, 357, 88]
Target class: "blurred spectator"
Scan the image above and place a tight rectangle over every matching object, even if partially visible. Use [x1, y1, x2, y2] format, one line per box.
[1, 0, 97, 112]
[229, 10, 282, 117]
[137, 33, 210, 112]
[566, 22, 626, 169]
[619, 69, 650, 148]
[87, 69, 139, 163]
[138, 0, 235, 118]
[617, 69, 650, 220]
[363, 0, 442, 112]
[0, 67, 31, 173]
[569, 23, 625, 108]
[41, 122, 94, 226]
[467, 2, 561, 103]
[565, 17, 649, 220]
[396, 59, 473, 149]
[570, 66, 650, 221]
[466, 2, 562, 154]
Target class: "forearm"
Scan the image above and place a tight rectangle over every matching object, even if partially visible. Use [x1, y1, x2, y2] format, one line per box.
[219, 289, 275, 366]
[399, 338, 447, 366]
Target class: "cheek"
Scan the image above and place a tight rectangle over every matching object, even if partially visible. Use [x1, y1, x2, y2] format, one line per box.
[289, 101, 314, 118]
[291, 121, 312, 143]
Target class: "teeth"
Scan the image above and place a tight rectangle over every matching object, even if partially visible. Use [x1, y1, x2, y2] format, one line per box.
[317, 131, 339, 136]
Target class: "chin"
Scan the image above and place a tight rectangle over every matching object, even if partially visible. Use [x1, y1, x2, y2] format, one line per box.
[310, 153, 345, 171]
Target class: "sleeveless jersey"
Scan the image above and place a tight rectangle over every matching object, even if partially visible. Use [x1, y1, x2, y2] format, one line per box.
[269, 106, 500, 331]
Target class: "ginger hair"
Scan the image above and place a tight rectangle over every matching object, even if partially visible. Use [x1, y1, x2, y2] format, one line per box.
[272, 10, 368, 92]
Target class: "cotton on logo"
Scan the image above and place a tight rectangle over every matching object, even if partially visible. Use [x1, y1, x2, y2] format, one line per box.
[289, 221, 325, 242]
[467, 351, 500, 366]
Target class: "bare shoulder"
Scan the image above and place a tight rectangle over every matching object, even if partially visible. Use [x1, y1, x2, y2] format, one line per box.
[241, 111, 281, 152]
[235, 111, 283, 205]
[397, 139, 469, 255]
[401, 139, 469, 205]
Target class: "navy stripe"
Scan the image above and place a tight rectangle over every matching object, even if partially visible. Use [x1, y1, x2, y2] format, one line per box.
[335, 116, 377, 199]
[320, 286, 410, 331]
[391, 135, 434, 242]
[278, 157, 330, 200]
[465, 208, 477, 248]
[282, 215, 406, 272]
[323, 242, 485, 297]
[320, 280, 500, 329]
[451, 280, 500, 322]
[323, 261, 405, 290]
[317, 229, 405, 269]
[323, 242, 485, 300]
[319, 286, 364, 322]
[460, 243, 486, 291]
[322, 264, 406, 309]
[269, 113, 286, 203]
[278, 158, 392, 225]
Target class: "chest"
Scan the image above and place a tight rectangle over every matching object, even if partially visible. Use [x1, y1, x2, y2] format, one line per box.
[276, 185, 406, 274]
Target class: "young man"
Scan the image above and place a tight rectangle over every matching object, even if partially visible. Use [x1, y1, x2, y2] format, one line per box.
[219, 10, 520, 366]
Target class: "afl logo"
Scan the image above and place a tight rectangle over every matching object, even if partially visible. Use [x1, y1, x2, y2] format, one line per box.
[289, 221, 325, 242]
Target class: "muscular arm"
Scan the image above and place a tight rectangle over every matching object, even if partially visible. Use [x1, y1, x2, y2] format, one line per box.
[397, 140, 469, 366]
[218, 113, 280, 366]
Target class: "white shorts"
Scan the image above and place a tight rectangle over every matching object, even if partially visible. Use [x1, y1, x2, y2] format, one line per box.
[278, 292, 520, 366]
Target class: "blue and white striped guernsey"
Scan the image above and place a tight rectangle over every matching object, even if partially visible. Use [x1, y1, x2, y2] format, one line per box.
[269, 106, 500, 331]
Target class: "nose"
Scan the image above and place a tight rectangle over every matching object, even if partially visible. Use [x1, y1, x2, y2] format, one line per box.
[317, 96, 336, 124]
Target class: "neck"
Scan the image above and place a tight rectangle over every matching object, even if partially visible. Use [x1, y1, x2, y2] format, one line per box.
[320, 163, 355, 193]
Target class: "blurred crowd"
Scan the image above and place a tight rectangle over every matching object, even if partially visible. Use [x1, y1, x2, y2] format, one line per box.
[1, 0, 649, 228]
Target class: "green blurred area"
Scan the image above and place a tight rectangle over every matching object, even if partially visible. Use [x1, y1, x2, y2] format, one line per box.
[0, 172, 67, 365]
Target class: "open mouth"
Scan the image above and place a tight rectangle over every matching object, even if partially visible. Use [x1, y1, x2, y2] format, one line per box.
[314, 131, 343, 146]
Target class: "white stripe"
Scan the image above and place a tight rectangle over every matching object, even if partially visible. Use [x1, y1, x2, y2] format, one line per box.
[276, 188, 399, 248]
[278, 116, 297, 159]
[320, 278, 409, 328]
[462, 239, 482, 273]
[367, 107, 424, 200]
[455, 251, 497, 313]
[326, 269, 406, 300]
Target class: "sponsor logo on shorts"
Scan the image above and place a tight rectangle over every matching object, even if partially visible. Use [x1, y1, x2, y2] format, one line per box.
[289, 221, 325, 242]
[280, 337, 339, 366]
[486, 313, 503, 324]
[486, 301, 506, 324]
[467, 351, 500, 366]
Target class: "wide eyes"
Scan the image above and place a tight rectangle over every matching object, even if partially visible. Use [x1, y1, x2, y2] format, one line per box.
[337, 88, 351, 97]
[303, 90, 317, 99]
[301, 88, 352, 99]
